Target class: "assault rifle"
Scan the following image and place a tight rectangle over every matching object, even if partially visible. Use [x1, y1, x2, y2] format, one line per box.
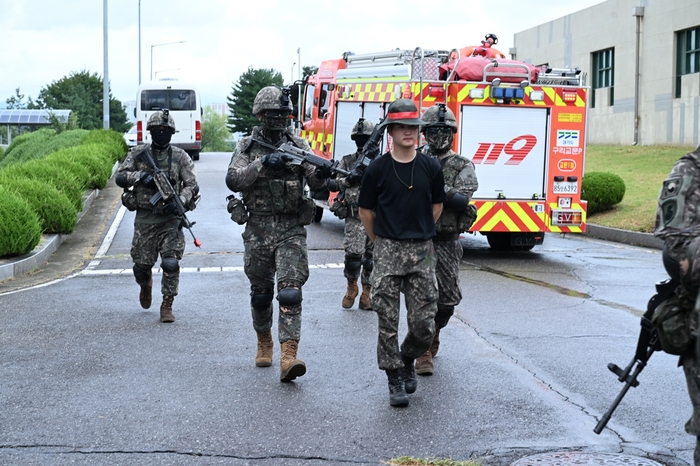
[593, 278, 677, 434]
[137, 148, 202, 248]
[350, 116, 387, 174]
[251, 139, 349, 176]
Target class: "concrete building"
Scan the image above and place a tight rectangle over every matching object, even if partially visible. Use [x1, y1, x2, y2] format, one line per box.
[512, 0, 700, 146]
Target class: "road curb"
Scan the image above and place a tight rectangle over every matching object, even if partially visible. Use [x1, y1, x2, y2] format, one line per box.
[583, 223, 663, 250]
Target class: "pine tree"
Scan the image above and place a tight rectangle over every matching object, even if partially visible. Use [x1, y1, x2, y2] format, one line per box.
[227, 67, 283, 136]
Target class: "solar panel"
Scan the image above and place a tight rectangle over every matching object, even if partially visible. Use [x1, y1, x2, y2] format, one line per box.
[0, 109, 72, 125]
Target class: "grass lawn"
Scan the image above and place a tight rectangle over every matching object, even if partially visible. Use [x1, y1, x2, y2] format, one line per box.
[585, 145, 695, 233]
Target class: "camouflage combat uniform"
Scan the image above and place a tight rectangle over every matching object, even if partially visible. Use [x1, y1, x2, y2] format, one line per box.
[226, 125, 327, 343]
[118, 144, 198, 297]
[653, 145, 700, 463]
[337, 151, 373, 287]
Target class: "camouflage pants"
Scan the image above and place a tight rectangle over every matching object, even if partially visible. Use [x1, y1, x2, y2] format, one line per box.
[131, 219, 185, 296]
[343, 216, 373, 285]
[683, 348, 700, 464]
[371, 236, 438, 371]
[433, 238, 463, 329]
[242, 214, 309, 343]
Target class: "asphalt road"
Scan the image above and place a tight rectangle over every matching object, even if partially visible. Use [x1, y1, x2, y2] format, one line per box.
[0, 152, 696, 465]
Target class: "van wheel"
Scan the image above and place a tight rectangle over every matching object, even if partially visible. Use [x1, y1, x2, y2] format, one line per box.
[188, 151, 200, 161]
[313, 206, 324, 223]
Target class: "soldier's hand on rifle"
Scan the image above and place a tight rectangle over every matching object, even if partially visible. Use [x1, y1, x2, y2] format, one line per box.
[346, 168, 364, 186]
[139, 171, 155, 187]
[363, 142, 380, 160]
[261, 152, 292, 170]
[314, 164, 332, 180]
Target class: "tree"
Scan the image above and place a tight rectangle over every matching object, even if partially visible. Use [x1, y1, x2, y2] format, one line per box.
[5, 88, 38, 109]
[227, 66, 283, 136]
[302, 66, 318, 80]
[34, 70, 131, 133]
[201, 107, 233, 152]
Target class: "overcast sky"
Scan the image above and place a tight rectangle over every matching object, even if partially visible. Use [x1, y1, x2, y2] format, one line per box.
[1, 0, 605, 108]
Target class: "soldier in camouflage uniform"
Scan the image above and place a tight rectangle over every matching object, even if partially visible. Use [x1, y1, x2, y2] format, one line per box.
[225, 86, 328, 383]
[415, 104, 478, 376]
[357, 99, 445, 407]
[333, 118, 376, 310]
[654, 145, 700, 464]
[116, 110, 199, 323]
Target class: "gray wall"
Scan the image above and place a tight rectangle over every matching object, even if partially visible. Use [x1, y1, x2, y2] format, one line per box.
[513, 0, 700, 146]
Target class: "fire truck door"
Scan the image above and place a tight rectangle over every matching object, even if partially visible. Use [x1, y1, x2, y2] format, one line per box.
[332, 102, 384, 161]
[459, 106, 548, 200]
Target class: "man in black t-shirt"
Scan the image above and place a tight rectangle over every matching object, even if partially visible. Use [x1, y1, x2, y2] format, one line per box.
[358, 99, 445, 407]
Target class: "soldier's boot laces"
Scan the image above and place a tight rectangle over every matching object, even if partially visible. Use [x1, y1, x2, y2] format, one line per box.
[415, 351, 434, 376]
[359, 284, 372, 310]
[280, 340, 306, 382]
[139, 279, 153, 309]
[160, 295, 175, 323]
[386, 369, 408, 407]
[342, 279, 359, 309]
[401, 355, 417, 394]
[255, 330, 273, 367]
[430, 328, 441, 357]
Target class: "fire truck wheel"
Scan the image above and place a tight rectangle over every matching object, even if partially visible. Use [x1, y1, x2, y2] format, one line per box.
[486, 232, 512, 251]
[313, 206, 324, 223]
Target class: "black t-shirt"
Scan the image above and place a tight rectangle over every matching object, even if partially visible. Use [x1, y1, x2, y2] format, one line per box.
[358, 151, 445, 240]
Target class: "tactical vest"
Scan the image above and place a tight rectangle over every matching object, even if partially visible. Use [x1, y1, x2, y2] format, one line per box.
[436, 153, 473, 234]
[133, 146, 183, 213]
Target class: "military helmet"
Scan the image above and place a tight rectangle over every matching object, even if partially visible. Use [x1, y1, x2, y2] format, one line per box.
[252, 86, 293, 115]
[485, 33, 498, 44]
[146, 110, 176, 133]
[351, 118, 375, 140]
[421, 105, 457, 133]
[377, 99, 425, 130]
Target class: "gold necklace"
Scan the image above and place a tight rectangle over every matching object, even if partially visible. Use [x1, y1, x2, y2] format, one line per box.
[391, 156, 415, 189]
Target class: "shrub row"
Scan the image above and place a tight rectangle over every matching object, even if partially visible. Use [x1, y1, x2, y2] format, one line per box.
[582, 171, 626, 215]
[0, 129, 127, 257]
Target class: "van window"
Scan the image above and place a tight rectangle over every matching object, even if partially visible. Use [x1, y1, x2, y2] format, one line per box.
[141, 89, 197, 111]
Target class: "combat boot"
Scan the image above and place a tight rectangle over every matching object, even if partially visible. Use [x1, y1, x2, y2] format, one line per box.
[430, 327, 441, 357]
[358, 284, 372, 310]
[415, 350, 434, 376]
[160, 295, 175, 323]
[255, 330, 273, 367]
[342, 279, 359, 309]
[386, 369, 408, 407]
[401, 355, 417, 394]
[139, 279, 152, 309]
[280, 340, 306, 382]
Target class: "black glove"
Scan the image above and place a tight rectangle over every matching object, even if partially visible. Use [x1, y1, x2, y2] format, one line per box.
[314, 164, 332, 179]
[139, 171, 155, 187]
[346, 168, 364, 186]
[261, 152, 292, 170]
[165, 197, 183, 216]
[362, 142, 380, 161]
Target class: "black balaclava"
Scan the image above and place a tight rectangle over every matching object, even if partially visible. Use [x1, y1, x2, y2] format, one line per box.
[150, 127, 172, 149]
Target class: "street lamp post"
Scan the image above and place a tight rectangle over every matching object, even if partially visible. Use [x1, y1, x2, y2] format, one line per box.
[290, 62, 296, 86]
[138, 0, 141, 85]
[150, 40, 186, 81]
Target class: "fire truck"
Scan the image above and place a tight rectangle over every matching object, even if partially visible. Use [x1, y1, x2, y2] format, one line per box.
[296, 46, 588, 250]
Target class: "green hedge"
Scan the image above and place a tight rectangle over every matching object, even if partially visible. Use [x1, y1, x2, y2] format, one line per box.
[0, 129, 88, 169]
[582, 171, 626, 215]
[0, 186, 42, 256]
[0, 176, 78, 234]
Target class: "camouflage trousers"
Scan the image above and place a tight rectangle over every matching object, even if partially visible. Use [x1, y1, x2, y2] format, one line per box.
[371, 236, 439, 371]
[242, 214, 309, 343]
[433, 237, 463, 329]
[683, 346, 700, 464]
[343, 216, 373, 285]
[131, 219, 185, 296]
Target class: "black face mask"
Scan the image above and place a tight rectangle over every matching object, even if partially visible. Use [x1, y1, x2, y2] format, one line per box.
[151, 131, 172, 148]
[353, 135, 370, 150]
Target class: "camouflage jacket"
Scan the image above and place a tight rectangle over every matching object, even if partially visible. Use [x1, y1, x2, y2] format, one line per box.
[118, 143, 198, 212]
[654, 146, 700, 242]
[426, 149, 479, 234]
[336, 150, 362, 210]
[226, 126, 326, 215]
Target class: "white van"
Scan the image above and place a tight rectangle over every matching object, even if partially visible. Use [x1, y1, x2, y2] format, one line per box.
[135, 79, 202, 160]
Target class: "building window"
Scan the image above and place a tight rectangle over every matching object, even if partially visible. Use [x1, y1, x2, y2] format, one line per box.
[591, 48, 614, 108]
[676, 26, 700, 98]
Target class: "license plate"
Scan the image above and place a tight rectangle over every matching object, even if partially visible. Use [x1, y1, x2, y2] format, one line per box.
[553, 181, 578, 194]
[552, 210, 583, 226]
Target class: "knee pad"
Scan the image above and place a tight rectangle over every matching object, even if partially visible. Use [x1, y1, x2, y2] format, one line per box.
[161, 257, 180, 273]
[133, 264, 151, 282]
[361, 256, 374, 273]
[277, 287, 302, 306]
[251, 291, 274, 307]
[345, 254, 362, 273]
